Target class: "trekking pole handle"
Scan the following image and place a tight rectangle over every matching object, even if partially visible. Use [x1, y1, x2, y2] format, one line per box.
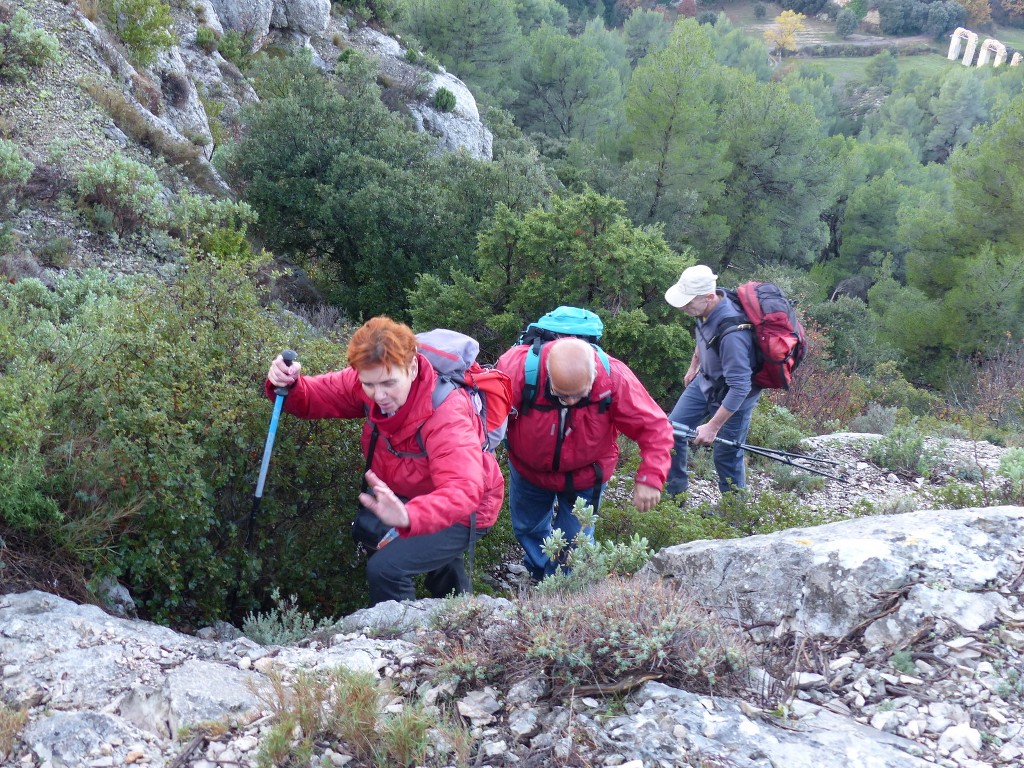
[274, 349, 297, 397]
[671, 421, 698, 440]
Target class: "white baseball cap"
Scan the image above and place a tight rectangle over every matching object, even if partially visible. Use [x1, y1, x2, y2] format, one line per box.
[665, 265, 718, 308]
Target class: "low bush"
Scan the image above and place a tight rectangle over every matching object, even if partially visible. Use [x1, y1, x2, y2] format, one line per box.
[432, 86, 456, 112]
[254, 666, 468, 768]
[0, 8, 61, 82]
[867, 422, 934, 477]
[999, 448, 1024, 504]
[0, 138, 33, 210]
[100, 0, 176, 67]
[712, 487, 828, 535]
[497, 577, 751, 696]
[194, 25, 218, 54]
[242, 587, 334, 645]
[218, 29, 252, 70]
[75, 151, 168, 235]
[848, 402, 898, 434]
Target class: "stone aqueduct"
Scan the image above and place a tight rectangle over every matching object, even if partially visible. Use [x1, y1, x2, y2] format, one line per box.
[948, 27, 1023, 67]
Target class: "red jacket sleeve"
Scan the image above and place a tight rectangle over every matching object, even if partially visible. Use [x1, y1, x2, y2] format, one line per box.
[264, 368, 367, 419]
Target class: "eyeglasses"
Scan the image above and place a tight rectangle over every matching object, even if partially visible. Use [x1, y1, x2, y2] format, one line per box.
[549, 384, 591, 406]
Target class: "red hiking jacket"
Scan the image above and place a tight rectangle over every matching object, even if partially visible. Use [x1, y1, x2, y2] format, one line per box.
[265, 354, 503, 536]
[495, 344, 672, 493]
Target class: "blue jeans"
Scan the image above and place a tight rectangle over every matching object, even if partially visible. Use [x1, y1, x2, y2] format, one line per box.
[666, 383, 757, 496]
[508, 463, 605, 582]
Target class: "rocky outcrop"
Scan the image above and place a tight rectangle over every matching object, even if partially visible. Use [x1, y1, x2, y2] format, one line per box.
[641, 505, 1024, 644]
[341, 25, 493, 160]
[208, 0, 331, 43]
[4, 505, 1024, 767]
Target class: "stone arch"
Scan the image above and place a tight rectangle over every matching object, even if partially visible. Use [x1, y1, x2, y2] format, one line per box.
[977, 38, 1007, 67]
[948, 27, 978, 65]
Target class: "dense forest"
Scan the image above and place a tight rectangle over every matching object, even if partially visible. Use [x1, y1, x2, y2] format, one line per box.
[2, 0, 1023, 626]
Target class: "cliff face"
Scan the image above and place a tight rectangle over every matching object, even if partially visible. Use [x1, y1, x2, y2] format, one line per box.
[0, 0, 491, 283]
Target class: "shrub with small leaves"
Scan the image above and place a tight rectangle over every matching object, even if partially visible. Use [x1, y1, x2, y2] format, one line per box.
[496, 577, 751, 696]
[0, 138, 33, 210]
[101, 0, 176, 67]
[999, 447, 1024, 504]
[849, 402, 898, 435]
[868, 422, 933, 476]
[194, 24, 218, 53]
[242, 587, 335, 645]
[0, 9, 61, 82]
[925, 481, 988, 510]
[432, 86, 456, 112]
[218, 29, 251, 69]
[76, 151, 168, 235]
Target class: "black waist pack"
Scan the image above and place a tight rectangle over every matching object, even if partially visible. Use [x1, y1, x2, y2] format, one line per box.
[352, 505, 398, 553]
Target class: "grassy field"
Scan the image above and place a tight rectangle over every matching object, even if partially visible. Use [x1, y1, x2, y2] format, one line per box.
[705, 1, 1021, 85]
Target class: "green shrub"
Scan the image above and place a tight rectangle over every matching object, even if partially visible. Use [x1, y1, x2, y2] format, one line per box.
[432, 86, 456, 112]
[168, 191, 256, 254]
[0, 138, 33, 210]
[218, 29, 251, 69]
[537, 497, 654, 594]
[101, 0, 176, 67]
[754, 2, 768, 19]
[849, 402, 898, 435]
[194, 24, 218, 54]
[747, 400, 809, 453]
[332, 0, 403, 25]
[712, 487, 828, 536]
[865, 361, 940, 415]
[999, 448, 1024, 504]
[0, 256, 369, 626]
[766, 464, 827, 496]
[242, 587, 334, 645]
[868, 422, 933, 476]
[35, 236, 73, 268]
[0, 9, 61, 82]
[497, 577, 750, 695]
[925, 481, 989, 510]
[75, 151, 168, 235]
[836, 8, 858, 38]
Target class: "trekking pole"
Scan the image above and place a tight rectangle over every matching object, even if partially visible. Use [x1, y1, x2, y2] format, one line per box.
[671, 422, 849, 482]
[247, 349, 297, 546]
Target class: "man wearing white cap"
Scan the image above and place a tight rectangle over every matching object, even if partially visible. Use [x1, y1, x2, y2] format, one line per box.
[663, 264, 761, 499]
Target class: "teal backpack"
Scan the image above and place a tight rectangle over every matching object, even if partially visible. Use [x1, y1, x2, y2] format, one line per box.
[516, 306, 611, 413]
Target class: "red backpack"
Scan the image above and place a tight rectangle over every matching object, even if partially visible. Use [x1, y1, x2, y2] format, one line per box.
[712, 282, 807, 390]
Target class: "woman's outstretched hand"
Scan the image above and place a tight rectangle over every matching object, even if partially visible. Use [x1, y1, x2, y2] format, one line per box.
[358, 470, 410, 528]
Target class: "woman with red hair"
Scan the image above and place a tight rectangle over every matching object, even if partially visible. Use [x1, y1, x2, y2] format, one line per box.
[266, 316, 502, 605]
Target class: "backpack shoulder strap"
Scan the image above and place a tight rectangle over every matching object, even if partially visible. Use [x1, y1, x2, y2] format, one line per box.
[708, 316, 752, 352]
[431, 375, 460, 411]
[521, 338, 545, 414]
[591, 345, 612, 413]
